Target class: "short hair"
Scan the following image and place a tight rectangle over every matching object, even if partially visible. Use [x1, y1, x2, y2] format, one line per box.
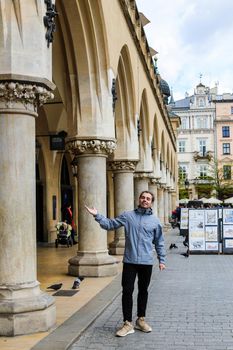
[139, 191, 155, 203]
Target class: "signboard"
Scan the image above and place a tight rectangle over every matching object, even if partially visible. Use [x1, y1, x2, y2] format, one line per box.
[222, 208, 233, 253]
[50, 135, 65, 150]
[180, 207, 189, 238]
[180, 208, 189, 229]
[189, 209, 205, 251]
[189, 209, 219, 253]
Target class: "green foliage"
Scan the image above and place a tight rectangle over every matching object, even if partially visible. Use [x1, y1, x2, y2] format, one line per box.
[195, 183, 213, 198]
[179, 188, 188, 199]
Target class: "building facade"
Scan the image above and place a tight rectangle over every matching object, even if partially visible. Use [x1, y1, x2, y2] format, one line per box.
[214, 94, 233, 194]
[0, 0, 178, 336]
[170, 82, 217, 199]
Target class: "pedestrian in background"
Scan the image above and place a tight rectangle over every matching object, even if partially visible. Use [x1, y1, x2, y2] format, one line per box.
[62, 203, 78, 245]
[85, 191, 166, 337]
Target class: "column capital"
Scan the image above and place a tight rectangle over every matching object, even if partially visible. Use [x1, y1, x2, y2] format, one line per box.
[0, 80, 54, 115]
[66, 137, 117, 157]
[150, 177, 161, 185]
[134, 171, 153, 179]
[108, 160, 137, 172]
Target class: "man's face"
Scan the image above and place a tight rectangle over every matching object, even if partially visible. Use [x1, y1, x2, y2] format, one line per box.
[139, 192, 153, 209]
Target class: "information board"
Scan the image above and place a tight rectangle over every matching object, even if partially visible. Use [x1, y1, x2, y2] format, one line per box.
[222, 208, 233, 253]
[189, 209, 219, 253]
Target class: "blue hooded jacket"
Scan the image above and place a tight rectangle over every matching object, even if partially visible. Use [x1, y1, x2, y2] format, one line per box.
[95, 207, 166, 265]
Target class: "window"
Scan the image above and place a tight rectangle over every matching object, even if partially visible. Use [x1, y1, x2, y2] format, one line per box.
[198, 98, 205, 107]
[223, 143, 230, 155]
[223, 165, 231, 180]
[198, 139, 207, 156]
[222, 126, 230, 138]
[179, 165, 187, 180]
[196, 116, 207, 129]
[231, 106, 233, 114]
[178, 140, 186, 152]
[181, 117, 188, 129]
[199, 164, 208, 178]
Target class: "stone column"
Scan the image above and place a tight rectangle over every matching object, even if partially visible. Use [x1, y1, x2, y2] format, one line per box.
[163, 187, 170, 227]
[134, 172, 151, 207]
[66, 138, 118, 277]
[108, 160, 137, 255]
[171, 190, 177, 211]
[0, 82, 56, 336]
[148, 178, 158, 217]
[157, 185, 165, 225]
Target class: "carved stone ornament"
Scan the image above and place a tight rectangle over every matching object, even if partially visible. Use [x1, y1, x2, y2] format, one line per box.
[150, 177, 160, 185]
[134, 172, 153, 179]
[66, 139, 117, 156]
[0, 81, 54, 110]
[108, 160, 137, 172]
[44, 0, 58, 47]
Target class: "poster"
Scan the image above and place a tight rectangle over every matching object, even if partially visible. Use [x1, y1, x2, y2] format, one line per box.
[225, 239, 233, 248]
[206, 242, 219, 251]
[223, 209, 233, 225]
[189, 210, 205, 251]
[205, 209, 218, 225]
[205, 226, 218, 241]
[223, 225, 233, 238]
[189, 238, 205, 251]
[189, 209, 205, 235]
[180, 208, 189, 229]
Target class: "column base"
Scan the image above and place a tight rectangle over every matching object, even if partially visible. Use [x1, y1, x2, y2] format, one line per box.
[163, 223, 172, 231]
[48, 227, 57, 243]
[68, 250, 119, 277]
[109, 238, 125, 255]
[0, 282, 56, 336]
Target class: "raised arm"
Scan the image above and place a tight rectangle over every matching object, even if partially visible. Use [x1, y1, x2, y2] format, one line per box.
[85, 205, 125, 230]
[85, 205, 98, 216]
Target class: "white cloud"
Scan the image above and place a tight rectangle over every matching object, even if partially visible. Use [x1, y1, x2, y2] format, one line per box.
[136, 0, 233, 100]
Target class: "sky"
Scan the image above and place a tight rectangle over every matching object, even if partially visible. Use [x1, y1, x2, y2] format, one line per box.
[136, 0, 233, 100]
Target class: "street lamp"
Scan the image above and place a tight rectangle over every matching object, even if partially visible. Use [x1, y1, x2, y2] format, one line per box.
[71, 157, 78, 178]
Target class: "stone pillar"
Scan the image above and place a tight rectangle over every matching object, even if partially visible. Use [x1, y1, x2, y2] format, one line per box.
[108, 161, 137, 255]
[164, 187, 170, 227]
[148, 178, 158, 217]
[171, 190, 177, 211]
[66, 138, 118, 277]
[134, 172, 151, 207]
[0, 82, 56, 336]
[157, 185, 165, 225]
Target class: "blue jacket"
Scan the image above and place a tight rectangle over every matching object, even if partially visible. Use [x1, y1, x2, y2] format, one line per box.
[95, 207, 166, 265]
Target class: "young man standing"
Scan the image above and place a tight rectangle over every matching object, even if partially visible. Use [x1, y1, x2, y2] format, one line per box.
[85, 191, 166, 337]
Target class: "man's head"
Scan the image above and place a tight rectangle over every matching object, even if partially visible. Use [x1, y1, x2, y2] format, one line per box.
[139, 191, 154, 209]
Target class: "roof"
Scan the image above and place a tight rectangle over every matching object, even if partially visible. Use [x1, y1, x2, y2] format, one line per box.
[160, 79, 170, 97]
[172, 96, 193, 109]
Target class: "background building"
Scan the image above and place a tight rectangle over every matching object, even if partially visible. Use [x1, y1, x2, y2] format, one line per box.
[214, 94, 233, 199]
[170, 82, 217, 199]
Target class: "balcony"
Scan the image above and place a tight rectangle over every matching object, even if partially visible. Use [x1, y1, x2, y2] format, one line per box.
[193, 150, 213, 162]
[192, 178, 215, 185]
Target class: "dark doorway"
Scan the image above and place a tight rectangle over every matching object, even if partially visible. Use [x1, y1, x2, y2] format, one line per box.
[60, 157, 73, 220]
[36, 163, 44, 242]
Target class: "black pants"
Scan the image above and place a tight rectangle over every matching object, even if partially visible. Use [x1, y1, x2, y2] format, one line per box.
[121, 263, 153, 322]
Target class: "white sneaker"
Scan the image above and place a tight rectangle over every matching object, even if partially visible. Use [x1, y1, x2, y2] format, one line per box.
[116, 321, 135, 337]
[135, 317, 152, 332]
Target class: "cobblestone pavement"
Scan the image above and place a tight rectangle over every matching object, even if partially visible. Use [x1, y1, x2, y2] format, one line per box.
[70, 229, 233, 350]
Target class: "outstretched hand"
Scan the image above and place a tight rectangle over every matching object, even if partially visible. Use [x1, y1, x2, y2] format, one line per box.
[85, 205, 98, 216]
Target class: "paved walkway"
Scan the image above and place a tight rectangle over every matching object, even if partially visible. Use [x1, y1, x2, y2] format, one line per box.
[70, 230, 233, 350]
